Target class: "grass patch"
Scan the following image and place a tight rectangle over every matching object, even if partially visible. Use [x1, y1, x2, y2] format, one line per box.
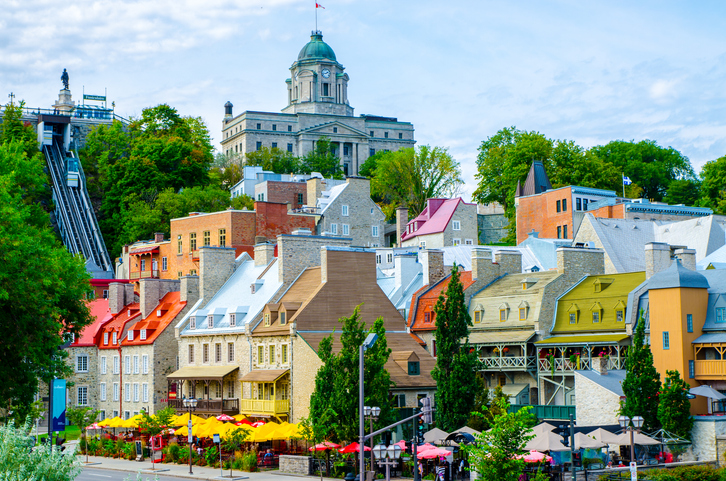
[37, 425, 81, 441]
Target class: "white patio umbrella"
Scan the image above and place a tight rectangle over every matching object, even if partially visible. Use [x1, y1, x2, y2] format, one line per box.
[585, 428, 621, 445]
[525, 432, 569, 452]
[613, 431, 660, 446]
[423, 428, 450, 445]
[689, 385, 726, 400]
[532, 422, 557, 435]
[574, 432, 606, 450]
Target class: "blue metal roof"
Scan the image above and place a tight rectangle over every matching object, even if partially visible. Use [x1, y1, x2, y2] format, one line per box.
[647, 259, 710, 290]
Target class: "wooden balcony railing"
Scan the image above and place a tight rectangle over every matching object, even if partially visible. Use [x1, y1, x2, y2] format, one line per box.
[695, 360, 726, 379]
[168, 398, 239, 414]
[480, 355, 536, 371]
[130, 270, 159, 280]
[538, 356, 625, 375]
[240, 399, 290, 415]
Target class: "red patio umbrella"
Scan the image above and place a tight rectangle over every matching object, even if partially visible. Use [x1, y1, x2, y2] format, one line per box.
[251, 421, 266, 428]
[216, 414, 235, 422]
[339, 442, 371, 453]
[235, 419, 253, 426]
[309, 441, 341, 451]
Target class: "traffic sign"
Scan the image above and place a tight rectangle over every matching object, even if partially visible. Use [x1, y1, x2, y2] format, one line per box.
[213, 433, 220, 444]
[630, 461, 637, 481]
[188, 419, 193, 443]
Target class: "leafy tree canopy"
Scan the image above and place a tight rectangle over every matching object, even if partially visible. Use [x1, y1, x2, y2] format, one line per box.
[657, 370, 694, 440]
[699, 155, 726, 214]
[245, 146, 302, 175]
[621, 312, 661, 432]
[299, 137, 344, 179]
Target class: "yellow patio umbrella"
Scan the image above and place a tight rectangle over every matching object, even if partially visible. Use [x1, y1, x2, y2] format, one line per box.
[283, 423, 303, 439]
[249, 422, 280, 443]
[196, 417, 222, 438]
[211, 422, 238, 439]
[232, 414, 248, 422]
[97, 418, 112, 427]
[123, 414, 145, 428]
[223, 424, 253, 440]
[106, 417, 125, 428]
[267, 422, 291, 441]
[175, 425, 190, 436]
[173, 413, 205, 426]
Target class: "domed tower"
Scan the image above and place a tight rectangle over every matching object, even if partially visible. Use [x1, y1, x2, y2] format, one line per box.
[282, 31, 353, 116]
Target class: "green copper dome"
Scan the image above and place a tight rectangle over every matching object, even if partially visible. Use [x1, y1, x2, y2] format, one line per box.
[297, 32, 337, 61]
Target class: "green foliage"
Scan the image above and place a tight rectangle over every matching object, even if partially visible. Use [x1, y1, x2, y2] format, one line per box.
[432, 264, 479, 431]
[299, 137, 343, 179]
[467, 383, 514, 432]
[464, 399, 535, 481]
[665, 179, 701, 206]
[0, 100, 40, 158]
[621, 311, 661, 431]
[204, 445, 219, 467]
[0, 420, 81, 481]
[636, 464, 724, 481]
[245, 146, 301, 174]
[241, 449, 258, 471]
[369, 145, 463, 221]
[222, 425, 251, 452]
[164, 442, 180, 462]
[657, 370, 694, 440]
[699, 155, 726, 214]
[0, 141, 93, 421]
[121, 441, 135, 460]
[307, 306, 393, 442]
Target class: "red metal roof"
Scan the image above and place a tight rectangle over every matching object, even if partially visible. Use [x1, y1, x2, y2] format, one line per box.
[401, 198, 473, 241]
[69, 299, 113, 347]
[130, 246, 159, 255]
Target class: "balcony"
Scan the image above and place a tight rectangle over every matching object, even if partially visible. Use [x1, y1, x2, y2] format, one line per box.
[240, 399, 290, 416]
[694, 360, 726, 380]
[538, 356, 625, 375]
[168, 398, 239, 414]
[480, 355, 536, 371]
[130, 269, 159, 280]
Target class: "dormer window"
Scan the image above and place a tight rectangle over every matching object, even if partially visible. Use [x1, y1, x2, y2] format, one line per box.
[157, 309, 162, 317]
[498, 303, 510, 321]
[140, 329, 147, 341]
[264, 313, 271, 327]
[128, 331, 134, 341]
[112, 331, 118, 344]
[518, 301, 529, 321]
[190, 317, 196, 330]
[230, 313, 236, 327]
[104, 332, 109, 345]
[474, 311, 481, 324]
[716, 307, 726, 323]
[590, 302, 603, 323]
[280, 311, 287, 326]
[207, 314, 214, 328]
[408, 361, 420, 376]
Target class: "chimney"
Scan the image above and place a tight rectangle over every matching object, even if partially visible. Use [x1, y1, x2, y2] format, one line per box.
[645, 242, 671, 279]
[494, 250, 522, 275]
[199, 246, 237, 302]
[306, 177, 324, 206]
[471, 247, 495, 283]
[674, 248, 696, 271]
[557, 247, 605, 280]
[420, 249, 445, 286]
[154, 232, 164, 243]
[396, 206, 409, 246]
[108, 282, 127, 315]
[593, 356, 608, 376]
[254, 242, 275, 267]
[277, 233, 352, 284]
[139, 279, 180, 318]
[180, 275, 200, 305]
[124, 283, 136, 304]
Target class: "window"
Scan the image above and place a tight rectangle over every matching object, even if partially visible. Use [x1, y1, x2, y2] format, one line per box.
[563, 225, 568, 239]
[142, 383, 148, 403]
[190, 316, 196, 330]
[219, 229, 226, 247]
[474, 311, 481, 324]
[228, 342, 235, 362]
[282, 344, 288, 363]
[188, 344, 195, 363]
[465, 239, 474, 245]
[323, 83, 329, 96]
[256, 123, 261, 130]
[583, 199, 589, 211]
[280, 311, 287, 325]
[408, 361, 420, 375]
[100, 356, 107, 374]
[288, 125, 292, 132]
[207, 314, 214, 328]
[189, 233, 197, 251]
[288, 143, 293, 153]
[369, 148, 375, 157]
[77, 386, 88, 406]
[257, 193, 264, 201]
[342, 205, 349, 216]
[113, 355, 119, 374]
[178, 271, 183, 278]
[372, 225, 379, 237]
[124, 355, 131, 374]
[663, 331, 670, 350]
[256, 141, 262, 150]
[269, 345, 276, 364]
[370, 131, 374, 137]
[399, 132, 403, 139]
[264, 313, 270, 326]
[687, 314, 693, 333]
[592, 311, 600, 323]
[102, 289, 109, 299]
[113, 383, 119, 401]
[716, 308, 726, 323]
[689, 360, 695, 379]
[125, 383, 131, 402]
[272, 124, 277, 131]
[344, 146, 349, 156]
[616, 310, 624, 322]
[452, 220, 461, 230]
[272, 142, 277, 149]
[557, 226, 562, 239]
[331, 223, 338, 235]
[576, 198, 582, 210]
[227, 381, 234, 398]
[133, 355, 139, 374]
[499, 310, 507, 321]
[453, 238, 461, 246]
[140, 329, 146, 340]
[203, 344, 209, 363]
[140, 258, 146, 271]
[113, 331, 117, 344]
[128, 330, 134, 341]
[215, 343, 222, 362]
[142, 355, 148, 374]
[133, 383, 139, 402]
[376, 254, 382, 264]
[569, 313, 577, 324]
[519, 308, 526, 321]
[104, 332, 109, 345]
[556, 200, 561, 213]
[229, 313, 236, 327]
[424, 312, 431, 323]
[100, 383, 107, 401]
[297, 193, 303, 204]
[162, 257, 167, 271]
[258, 345, 265, 365]
[384, 131, 389, 138]
[342, 224, 349, 235]
[562, 199, 567, 211]
[75, 354, 88, 373]
[203, 231, 210, 246]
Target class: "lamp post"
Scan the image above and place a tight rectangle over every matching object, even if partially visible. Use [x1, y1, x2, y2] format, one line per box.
[372, 444, 403, 481]
[364, 406, 380, 471]
[618, 415, 644, 465]
[183, 398, 198, 475]
[359, 333, 379, 481]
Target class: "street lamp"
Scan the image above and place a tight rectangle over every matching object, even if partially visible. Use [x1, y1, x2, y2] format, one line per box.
[372, 444, 403, 481]
[359, 333, 379, 481]
[365, 406, 381, 470]
[618, 415, 644, 465]
[183, 397, 198, 475]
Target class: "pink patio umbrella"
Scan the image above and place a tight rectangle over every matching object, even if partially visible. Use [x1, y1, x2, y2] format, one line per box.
[417, 447, 453, 459]
[339, 442, 371, 453]
[216, 414, 235, 422]
[309, 441, 342, 451]
[251, 421, 266, 428]
[516, 450, 552, 463]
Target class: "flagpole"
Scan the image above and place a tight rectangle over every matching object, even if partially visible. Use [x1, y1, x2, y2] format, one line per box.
[622, 172, 625, 198]
[315, 4, 317, 32]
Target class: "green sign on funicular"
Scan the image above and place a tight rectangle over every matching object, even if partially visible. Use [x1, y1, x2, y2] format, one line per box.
[83, 94, 106, 101]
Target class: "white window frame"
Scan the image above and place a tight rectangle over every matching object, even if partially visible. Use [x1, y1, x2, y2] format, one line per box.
[127, 330, 134, 341]
[342, 224, 349, 235]
[100, 383, 107, 401]
[77, 386, 88, 406]
[124, 356, 130, 374]
[100, 356, 107, 374]
[372, 225, 379, 237]
[142, 383, 148, 403]
[452, 220, 461, 230]
[140, 259, 146, 271]
[125, 383, 131, 402]
[112, 331, 118, 344]
[342, 205, 349, 216]
[113, 383, 119, 401]
[453, 238, 461, 246]
[133, 383, 139, 402]
[203, 344, 209, 363]
[228, 342, 235, 362]
[229, 313, 236, 327]
[133, 355, 139, 374]
[190, 317, 196, 330]
[103, 332, 109, 345]
[188, 344, 195, 363]
[76, 354, 88, 373]
[331, 223, 338, 235]
[387, 253, 393, 263]
[113, 355, 119, 374]
[207, 314, 214, 328]
[465, 239, 474, 245]
[215, 343, 222, 363]
[142, 355, 148, 374]
[162, 257, 168, 271]
[140, 329, 146, 340]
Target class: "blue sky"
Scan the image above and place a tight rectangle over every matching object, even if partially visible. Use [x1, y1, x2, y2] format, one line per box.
[3, 0, 726, 199]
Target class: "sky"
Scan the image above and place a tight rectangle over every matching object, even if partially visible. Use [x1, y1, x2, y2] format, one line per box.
[3, 0, 726, 200]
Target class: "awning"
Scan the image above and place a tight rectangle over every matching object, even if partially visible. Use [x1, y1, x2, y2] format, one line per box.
[130, 246, 159, 255]
[693, 333, 726, 344]
[535, 333, 629, 346]
[167, 365, 239, 381]
[468, 330, 535, 345]
[239, 369, 289, 383]
[500, 383, 529, 398]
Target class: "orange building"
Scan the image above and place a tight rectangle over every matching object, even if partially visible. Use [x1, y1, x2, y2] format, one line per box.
[125, 233, 174, 288]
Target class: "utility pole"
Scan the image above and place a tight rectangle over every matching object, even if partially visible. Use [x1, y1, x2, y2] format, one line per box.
[569, 414, 576, 481]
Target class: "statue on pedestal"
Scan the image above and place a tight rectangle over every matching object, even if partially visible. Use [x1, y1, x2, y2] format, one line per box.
[61, 69, 69, 90]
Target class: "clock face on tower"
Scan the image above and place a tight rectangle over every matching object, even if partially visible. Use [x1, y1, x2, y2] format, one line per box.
[321, 68, 331, 79]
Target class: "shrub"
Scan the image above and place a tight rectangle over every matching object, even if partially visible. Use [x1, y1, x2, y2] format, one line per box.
[165, 442, 180, 463]
[122, 442, 135, 460]
[241, 449, 258, 472]
[204, 446, 218, 467]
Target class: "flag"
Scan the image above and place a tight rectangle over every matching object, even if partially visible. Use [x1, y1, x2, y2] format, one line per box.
[622, 175, 632, 186]
[316, 2, 325, 8]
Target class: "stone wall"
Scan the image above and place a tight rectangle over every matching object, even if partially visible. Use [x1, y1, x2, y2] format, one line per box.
[682, 417, 726, 462]
[65, 346, 98, 410]
[573, 372, 621, 427]
[477, 213, 508, 244]
[318, 177, 386, 247]
[279, 455, 311, 475]
[290, 333, 323, 423]
[199, 247, 236, 302]
[276, 233, 351, 285]
[442, 201, 478, 247]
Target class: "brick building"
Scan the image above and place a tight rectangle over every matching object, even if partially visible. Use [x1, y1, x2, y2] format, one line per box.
[255, 180, 307, 209]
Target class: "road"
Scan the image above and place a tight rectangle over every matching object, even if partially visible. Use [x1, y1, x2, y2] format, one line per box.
[78, 467, 193, 481]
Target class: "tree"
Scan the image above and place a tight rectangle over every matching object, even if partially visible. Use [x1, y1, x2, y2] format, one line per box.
[245, 147, 301, 174]
[699, 155, 726, 214]
[0, 141, 93, 422]
[665, 179, 701, 206]
[299, 137, 343, 179]
[309, 336, 338, 423]
[299, 408, 339, 479]
[138, 407, 176, 469]
[621, 311, 661, 432]
[589, 140, 695, 202]
[657, 370, 694, 440]
[369, 146, 463, 220]
[431, 264, 479, 432]
[464, 399, 535, 481]
[66, 406, 99, 455]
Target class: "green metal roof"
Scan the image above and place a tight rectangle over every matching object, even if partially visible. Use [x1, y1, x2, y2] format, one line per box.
[298, 32, 337, 61]
[535, 333, 630, 346]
